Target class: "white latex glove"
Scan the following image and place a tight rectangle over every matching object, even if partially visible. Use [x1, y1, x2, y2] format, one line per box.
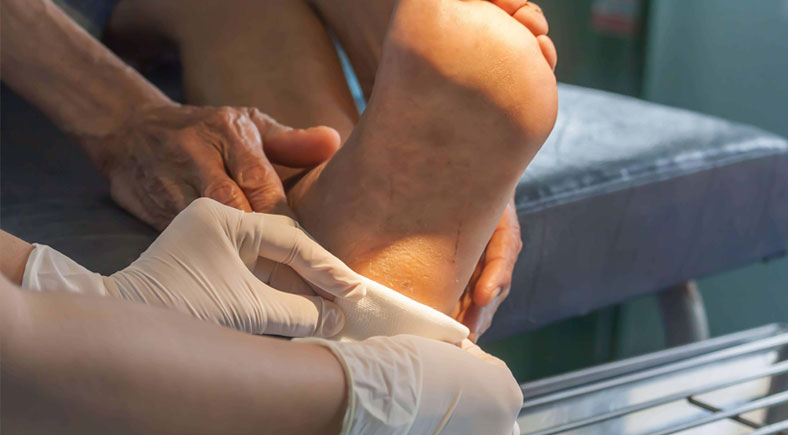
[299, 335, 523, 435]
[22, 198, 366, 337]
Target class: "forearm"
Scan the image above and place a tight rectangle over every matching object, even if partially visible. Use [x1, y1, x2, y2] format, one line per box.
[0, 277, 346, 435]
[0, 0, 172, 162]
[0, 230, 33, 285]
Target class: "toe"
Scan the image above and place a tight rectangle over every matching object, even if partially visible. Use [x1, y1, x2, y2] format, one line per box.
[488, 0, 529, 15]
[513, 2, 549, 36]
[537, 34, 558, 70]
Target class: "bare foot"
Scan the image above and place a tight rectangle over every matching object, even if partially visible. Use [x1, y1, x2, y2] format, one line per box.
[289, 0, 558, 313]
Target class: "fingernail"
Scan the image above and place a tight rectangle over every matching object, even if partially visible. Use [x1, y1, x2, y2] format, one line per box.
[320, 302, 346, 337]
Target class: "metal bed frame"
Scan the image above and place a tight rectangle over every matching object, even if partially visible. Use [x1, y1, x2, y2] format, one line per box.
[518, 324, 788, 434]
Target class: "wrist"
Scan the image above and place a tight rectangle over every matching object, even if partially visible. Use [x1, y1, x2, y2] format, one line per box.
[22, 245, 108, 296]
[0, 231, 34, 286]
[77, 97, 177, 174]
[294, 338, 352, 432]
[0, 0, 174, 169]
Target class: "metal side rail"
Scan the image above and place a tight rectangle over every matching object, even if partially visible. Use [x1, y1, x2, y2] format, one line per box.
[518, 324, 788, 434]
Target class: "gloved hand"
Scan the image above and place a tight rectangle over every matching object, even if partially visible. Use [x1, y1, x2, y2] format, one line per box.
[300, 335, 523, 435]
[22, 198, 366, 337]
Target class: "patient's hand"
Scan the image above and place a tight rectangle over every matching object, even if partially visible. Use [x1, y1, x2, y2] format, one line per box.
[87, 104, 340, 230]
[454, 198, 523, 341]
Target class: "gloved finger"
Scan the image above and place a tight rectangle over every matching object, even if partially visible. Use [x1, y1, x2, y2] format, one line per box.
[245, 214, 366, 301]
[221, 112, 291, 216]
[197, 163, 253, 212]
[512, 421, 521, 435]
[243, 213, 327, 297]
[246, 108, 341, 167]
[460, 339, 508, 369]
[253, 259, 315, 296]
[259, 285, 346, 338]
[258, 212, 300, 228]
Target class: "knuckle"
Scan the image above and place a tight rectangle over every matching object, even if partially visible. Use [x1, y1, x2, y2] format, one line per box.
[236, 161, 274, 186]
[213, 106, 236, 122]
[247, 107, 271, 124]
[248, 189, 286, 213]
[208, 107, 244, 134]
[144, 176, 184, 210]
[203, 179, 241, 204]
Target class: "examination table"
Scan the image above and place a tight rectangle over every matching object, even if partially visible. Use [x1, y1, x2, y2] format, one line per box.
[2, 81, 787, 346]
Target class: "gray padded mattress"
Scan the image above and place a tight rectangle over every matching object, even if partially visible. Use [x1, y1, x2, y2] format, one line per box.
[485, 84, 788, 340]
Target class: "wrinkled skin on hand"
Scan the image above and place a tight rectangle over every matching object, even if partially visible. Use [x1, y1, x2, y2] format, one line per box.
[453, 198, 523, 341]
[86, 104, 340, 229]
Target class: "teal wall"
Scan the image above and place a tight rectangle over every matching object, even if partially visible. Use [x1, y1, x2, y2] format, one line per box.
[644, 0, 788, 138]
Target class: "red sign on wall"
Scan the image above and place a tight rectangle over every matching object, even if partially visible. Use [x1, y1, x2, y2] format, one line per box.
[591, 0, 644, 36]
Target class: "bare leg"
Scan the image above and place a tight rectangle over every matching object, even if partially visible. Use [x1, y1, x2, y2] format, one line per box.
[308, 0, 396, 100]
[109, 0, 557, 314]
[289, 0, 558, 313]
[108, 0, 359, 140]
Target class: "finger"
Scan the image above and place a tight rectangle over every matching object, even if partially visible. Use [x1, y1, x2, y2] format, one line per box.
[244, 214, 366, 301]
[473, 258, 513, 307]
[259, 286, 346, 338]
[456, 301, 482, 341]
[221, 112, 290, 215]
[451, 285, 476, 321]
[466, 296, 505, 339]
[537, 34, 558, 70]
[110, 173, 193, 231]
[513, 2, 549, 36]
[247, 108, 341, 167]
[454, 300, 483, 342]
[197, 163, 253, 212]
[474, 203, 522, 306]
[110, 182, 166, 230]
[144, 173, 199, 220]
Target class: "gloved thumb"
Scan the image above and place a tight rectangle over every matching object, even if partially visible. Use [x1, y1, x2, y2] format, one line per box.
[261, 287, 346, 338]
